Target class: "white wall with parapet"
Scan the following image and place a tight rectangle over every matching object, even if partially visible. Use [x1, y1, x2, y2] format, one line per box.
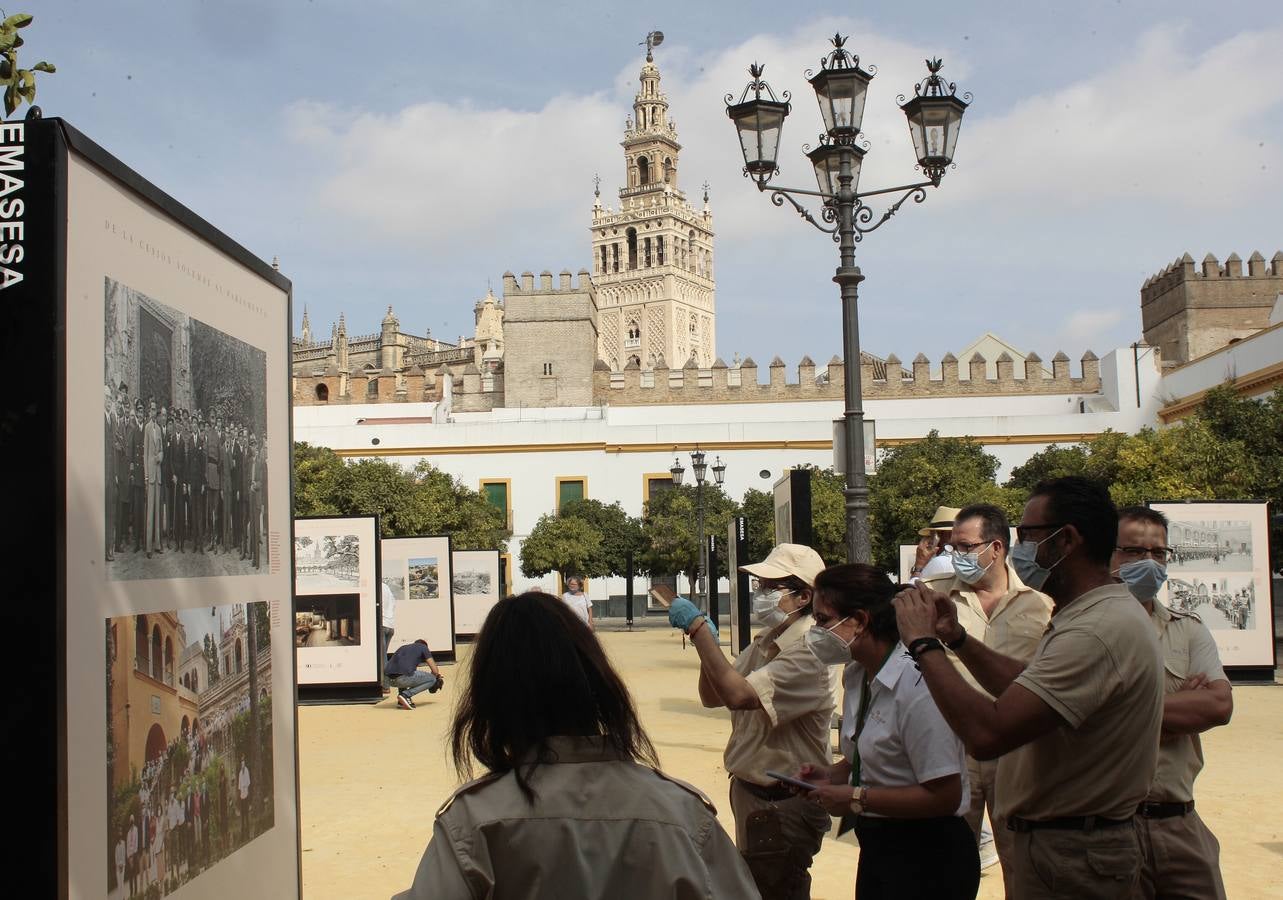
[1158, 321, 1283, 407]
[293, 347, 1163, 601]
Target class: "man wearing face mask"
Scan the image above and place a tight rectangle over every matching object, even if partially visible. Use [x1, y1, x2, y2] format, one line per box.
[919, 503, 1052, 886]
[667, 542, 834, 900]
[1111, 507, 1231, 900]
[893, 477, 1164, 899]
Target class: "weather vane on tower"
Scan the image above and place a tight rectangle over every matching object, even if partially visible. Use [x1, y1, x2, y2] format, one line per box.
[641, 30, 664, 61]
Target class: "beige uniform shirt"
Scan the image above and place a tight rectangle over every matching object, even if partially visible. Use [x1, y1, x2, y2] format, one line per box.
[723, 614, 837, 786]
[924, 564, 1052, 698]
[1149, 601, 1227, 803]
[997, 584, 1164, 821]
[396, 736, 759, 900]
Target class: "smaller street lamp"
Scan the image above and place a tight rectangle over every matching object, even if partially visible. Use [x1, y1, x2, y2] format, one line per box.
[669, 456, 685, 487]
[899, 58, 969, 184]
[806, 33, 874, 140]
[725, 64, 791, 181]
[712, 456, 727, 486]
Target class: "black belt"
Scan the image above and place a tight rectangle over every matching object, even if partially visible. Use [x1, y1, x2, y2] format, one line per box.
[1137, 800, 1194, 819]
[1007, 814, 1133, 833]
[733, 777, 793, 802]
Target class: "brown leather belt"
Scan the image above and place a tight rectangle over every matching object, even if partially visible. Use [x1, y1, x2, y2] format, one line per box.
[1007, 814, 1133, 833]
[1137, 800, 1194, 819]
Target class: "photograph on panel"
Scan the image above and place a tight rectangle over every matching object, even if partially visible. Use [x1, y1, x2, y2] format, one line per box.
[1167, 574, 1257, 631]
[294, 594, 361, 648]
[293, 533, 360, 592]
[408, 557, 440, 600]
[106, 602, 275, 899]
[104, 278, 269, 580]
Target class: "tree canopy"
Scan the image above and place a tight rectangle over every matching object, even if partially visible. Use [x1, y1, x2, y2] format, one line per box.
[292, 443, 508, 551]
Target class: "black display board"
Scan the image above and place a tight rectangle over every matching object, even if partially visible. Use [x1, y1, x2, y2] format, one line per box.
[4, 118, 300, 898]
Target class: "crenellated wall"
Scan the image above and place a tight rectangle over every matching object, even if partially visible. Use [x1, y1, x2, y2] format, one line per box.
[593, 350, 1102, 405]
[1141, 250, 1283, 365]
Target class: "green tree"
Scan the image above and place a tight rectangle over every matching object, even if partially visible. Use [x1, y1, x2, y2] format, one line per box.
[559, 498, 646, 577]
[641, 483, 738, 596]
[519, 514, 602, 578]
[1005, 443, 1092, 494]
[293, 444, 509, 552]
[0, 12, 55, 118]
[292, 442, 345, 517]
[739, 488, 775, 566]
[867, 431, 1020, 570]
[799, 465, 848, 566]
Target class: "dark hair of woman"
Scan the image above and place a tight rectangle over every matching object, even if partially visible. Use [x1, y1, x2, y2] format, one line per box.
[811, 563, 901, 643]
[449, 591, 659, 802]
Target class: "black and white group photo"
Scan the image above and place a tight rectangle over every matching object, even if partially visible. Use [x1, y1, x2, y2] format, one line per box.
[106, 602, 275, 899]
[1166, 519, 1254, 572]
[1168, 575, 1256, 631]
[104, 278, 270, 581]
[293, 534, 360, 592]
[294, 594, 361, 648]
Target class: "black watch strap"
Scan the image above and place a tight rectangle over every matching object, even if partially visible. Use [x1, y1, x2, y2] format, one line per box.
[907, 636, 945, 661]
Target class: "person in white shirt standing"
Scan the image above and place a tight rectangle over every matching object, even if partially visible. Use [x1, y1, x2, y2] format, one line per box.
[798, 563, 978, 900]
[561, 575, 594, 630]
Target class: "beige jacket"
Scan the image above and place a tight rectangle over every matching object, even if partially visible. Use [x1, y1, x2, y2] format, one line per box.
[394, 736, 760, 900]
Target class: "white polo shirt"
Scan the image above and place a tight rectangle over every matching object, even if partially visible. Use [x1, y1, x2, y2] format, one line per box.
[839, 643, 969, 818]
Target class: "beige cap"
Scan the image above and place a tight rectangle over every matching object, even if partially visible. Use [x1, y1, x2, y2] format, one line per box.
[739, 543, 826, 587]
[918, 505, 962, 537]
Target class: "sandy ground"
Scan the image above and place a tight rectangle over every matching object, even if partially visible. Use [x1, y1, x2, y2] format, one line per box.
[299, 623, 1283, 900]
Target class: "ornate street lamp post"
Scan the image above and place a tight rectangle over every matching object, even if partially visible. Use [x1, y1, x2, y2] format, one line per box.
[668, 449, 727, 612]
[727, 36, 969, 563]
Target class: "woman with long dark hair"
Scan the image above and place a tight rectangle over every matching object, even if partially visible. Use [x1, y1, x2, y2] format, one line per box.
[394, 591, 758, 899]
[796, 564, 979, 900]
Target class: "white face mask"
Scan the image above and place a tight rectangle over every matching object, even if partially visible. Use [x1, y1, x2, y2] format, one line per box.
[751, 588, 791, 627]
[1117, 558, 1167, 602]
[1011, 528, 1066, 591]
[805, 617, 855, 665]
[951, 545, 995, 585]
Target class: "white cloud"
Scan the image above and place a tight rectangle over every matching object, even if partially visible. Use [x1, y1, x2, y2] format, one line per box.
[1062, 309, 1124, 343]
[941, 23, 1283, 212]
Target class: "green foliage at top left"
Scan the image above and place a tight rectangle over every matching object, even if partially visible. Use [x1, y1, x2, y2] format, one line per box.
[0, 12, 56, 117]
[292, 442, 509, 552]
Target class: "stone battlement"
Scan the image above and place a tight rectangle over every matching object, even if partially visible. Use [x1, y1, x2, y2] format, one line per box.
[1141, 251, 1283, 305]
[502, 269, 594, 295]
[592, 351, 1102, 406]
[1140, 250, 1283, 365]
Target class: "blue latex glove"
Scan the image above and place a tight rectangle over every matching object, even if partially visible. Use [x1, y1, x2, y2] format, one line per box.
[668, 596, 719, 640]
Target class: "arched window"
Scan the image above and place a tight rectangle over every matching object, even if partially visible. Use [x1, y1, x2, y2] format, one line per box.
[657, 236, 665, 265]
[135, 616, 149, 673]
[637, 156, 650, 185]
[643, 237, 652, 267]
[626, 228, 638, 270]
[599, 245, 607, 274]
[627, 321, 640, 340]
[151, 626, 162, 682]
[145, 724, 167, 764]
[366, 378, 378, 400]
[628, 354, 641, 368]
[181, 716, 189, 739]
[235, 639, 243, 674]
[164, 637, 174, 686]
[315, 383, 328, 402]
[612, 244, 620, 273]
[690, 313, 698, 335]
[191, 670, 199, 693]
[664, 157, 674, 183]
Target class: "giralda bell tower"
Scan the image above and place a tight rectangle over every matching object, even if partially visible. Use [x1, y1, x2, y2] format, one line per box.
[592, 35, 716, 371]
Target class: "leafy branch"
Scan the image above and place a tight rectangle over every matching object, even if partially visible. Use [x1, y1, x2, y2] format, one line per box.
[0, 12, 56, 118]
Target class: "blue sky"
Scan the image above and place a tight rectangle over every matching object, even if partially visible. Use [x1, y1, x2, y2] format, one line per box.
[39, 1, 1281, 365]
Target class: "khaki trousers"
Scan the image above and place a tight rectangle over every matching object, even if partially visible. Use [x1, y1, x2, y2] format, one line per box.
[729, 778, 831, 900]
[1008, 822, 1140, 899]
[1136, 809, 1226, 900]
[964, 755, 1013, 893]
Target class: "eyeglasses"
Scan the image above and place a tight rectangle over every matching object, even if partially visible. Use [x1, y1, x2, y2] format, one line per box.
[951, 539, 996, 554]
[1115, 545, 1175, 564]
[1015, 523, 1065, 543]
